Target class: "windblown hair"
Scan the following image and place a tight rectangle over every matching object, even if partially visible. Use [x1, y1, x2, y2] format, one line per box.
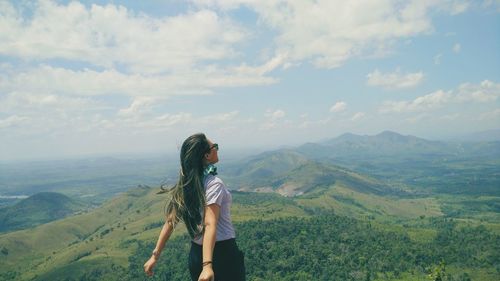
[161, 133, 211, 239]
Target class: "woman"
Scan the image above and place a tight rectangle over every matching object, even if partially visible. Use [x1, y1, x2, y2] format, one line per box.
[143, 133, 245, 281]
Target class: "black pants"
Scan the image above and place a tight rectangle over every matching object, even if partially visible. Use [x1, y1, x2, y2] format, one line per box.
[188, 238, 246, 281]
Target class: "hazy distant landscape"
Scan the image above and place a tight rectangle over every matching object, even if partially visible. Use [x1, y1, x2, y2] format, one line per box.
[2, 0, 499, 280]
[1, 131, 499, 281]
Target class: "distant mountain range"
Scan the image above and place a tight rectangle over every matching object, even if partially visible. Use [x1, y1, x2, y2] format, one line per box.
[0, 192, 88, 233]
[297, 130, 499, 159]
[0, 129, 498, 280]
[222, 130, 500, 196]
[222, 148, 408, 197]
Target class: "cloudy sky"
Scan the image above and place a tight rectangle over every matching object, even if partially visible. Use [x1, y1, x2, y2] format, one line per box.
[1, 0, 499, 161]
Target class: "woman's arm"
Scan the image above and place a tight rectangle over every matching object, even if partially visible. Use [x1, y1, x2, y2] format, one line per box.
[144, 217, 175, 276]
[198, 204, 220, 281]
[153, 219, 175, 257]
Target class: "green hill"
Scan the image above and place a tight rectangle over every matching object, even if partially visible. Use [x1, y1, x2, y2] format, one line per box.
[295, 132, 500, 196]
[222, 149, 310, 188]
[0, 184, 498, 281]
[0, 132, 499, 280]
[223, 149, 405, 197]
[0, 192, 88, 233]
[0, 173, 446, 281]
[0, 186, 308, 281]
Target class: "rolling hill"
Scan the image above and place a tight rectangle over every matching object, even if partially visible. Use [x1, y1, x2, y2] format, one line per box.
[0, 130, 499, 280]
[222, 148, 408, 197]
[293, 131, 500, 195]
[0, 192, 89, 233]
[0, 154, 449, 281]
[0, 184, 497, 281]
[0, 185, 310, 281]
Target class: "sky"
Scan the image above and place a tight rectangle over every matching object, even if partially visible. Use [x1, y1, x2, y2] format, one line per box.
[0, 0, 499, 161]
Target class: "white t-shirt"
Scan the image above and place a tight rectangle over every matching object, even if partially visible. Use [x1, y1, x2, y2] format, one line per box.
[192, 174, 236, 245]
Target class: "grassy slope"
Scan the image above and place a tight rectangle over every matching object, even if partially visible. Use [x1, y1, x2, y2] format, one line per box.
[1, 183, 498, 280]
[0, 186, 310, 281]
[0, 187, 161, 280]
[295, 183, 442, 220]
[0, 192, 89, 232]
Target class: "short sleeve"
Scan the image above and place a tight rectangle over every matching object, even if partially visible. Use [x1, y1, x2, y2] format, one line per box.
[205, 180, 225, 206]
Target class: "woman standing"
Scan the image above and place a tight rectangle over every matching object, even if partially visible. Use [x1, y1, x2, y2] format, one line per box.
[143, 133, 245, 281]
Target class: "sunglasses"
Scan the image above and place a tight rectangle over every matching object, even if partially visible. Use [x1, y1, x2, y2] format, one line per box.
[210, 143, 219, 151]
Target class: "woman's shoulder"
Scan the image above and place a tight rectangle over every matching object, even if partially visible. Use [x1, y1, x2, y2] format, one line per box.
[204, 174, 225, 187]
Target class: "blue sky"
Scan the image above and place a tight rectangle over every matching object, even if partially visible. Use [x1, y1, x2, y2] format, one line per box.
[0, 0, 499, 161]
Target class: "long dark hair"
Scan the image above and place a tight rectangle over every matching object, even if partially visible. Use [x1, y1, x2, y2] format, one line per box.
[162, 133, 210, 239]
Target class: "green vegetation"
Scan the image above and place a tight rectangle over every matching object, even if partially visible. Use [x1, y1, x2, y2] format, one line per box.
[0, 192, 89, 232]
[0, 133, 499, 280]
[1, 186, 499, 281]
[294, 132, 500, 196]
[130, 215, 500, 281]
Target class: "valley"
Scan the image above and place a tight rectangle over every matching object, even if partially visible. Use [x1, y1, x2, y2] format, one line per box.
[0, 131, 499, 280]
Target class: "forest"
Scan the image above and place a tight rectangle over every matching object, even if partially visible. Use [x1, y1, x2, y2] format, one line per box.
[124, 215, 499, 281]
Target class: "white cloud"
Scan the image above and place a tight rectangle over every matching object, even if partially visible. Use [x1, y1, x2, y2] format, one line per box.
[379, 90, 452, 113]
[201, 111, 239, 123]
[0, 94, 109, 137]
[265, 109, 285, 120]
[154, 113, 193, 128]
[0, 65, 277, 98]
[351, 112, 365, 121]
[448, 1, 470, 15]
[456, 80, 500, 102]
[379, 80, 500, 113]
[117, 96, 159, 117]
[367, 69, 424, 89]
[108, 110, 243, 135]
[0, 0, 246, 73]
[234, 52, 288, 76]
[194, 0, 467, 68]
[0, 91, 104, 114]
[330, 101, 347, 113]
[453, 43, 461, 53]
[0, 115, 30, 129]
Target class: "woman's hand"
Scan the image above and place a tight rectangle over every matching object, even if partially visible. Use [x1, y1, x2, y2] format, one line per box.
[198, 266, 214, 281]
[143, 256, 157, 277]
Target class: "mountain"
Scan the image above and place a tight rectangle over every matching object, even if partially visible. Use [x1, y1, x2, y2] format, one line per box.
[222, 149, 310, 189]
[298, 131, 452, 159]
[223, 149, 309, 176]
[221, 149, 405, 197]
[301, 130, 500, 160]
[0, 192, 88, 233]
[292, 131, 500, 196]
